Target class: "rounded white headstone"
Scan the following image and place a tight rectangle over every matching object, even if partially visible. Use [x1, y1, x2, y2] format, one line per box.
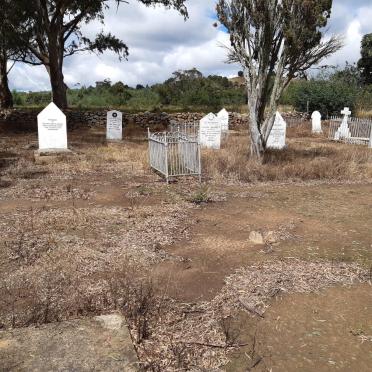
[311, 111, 322, 133]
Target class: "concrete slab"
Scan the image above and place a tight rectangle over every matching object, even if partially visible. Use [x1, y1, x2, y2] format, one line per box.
[0, 314, 138, 371]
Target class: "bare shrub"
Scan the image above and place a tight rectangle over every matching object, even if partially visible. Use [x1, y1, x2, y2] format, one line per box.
[219, 316, 241, 347]
[123, 280, 156, 344]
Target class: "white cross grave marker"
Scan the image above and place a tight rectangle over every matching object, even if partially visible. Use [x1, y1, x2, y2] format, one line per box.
[311, 111, 322, 133]
[37, 102, 68, 151]
[335, 107, 351, 140]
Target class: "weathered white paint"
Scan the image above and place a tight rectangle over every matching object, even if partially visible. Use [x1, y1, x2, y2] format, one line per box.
[217, 108, 229, 131]
[199, 113, 222, 149]
[311, 111, 322, 133]
[335, 107, 352, 140]
[37, 102, 67, 150]
[267, 112, 287, 150]
[107, 110, 123, 141]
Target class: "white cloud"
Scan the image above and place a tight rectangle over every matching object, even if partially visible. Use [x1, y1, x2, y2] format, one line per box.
[8, 0, 372, 91]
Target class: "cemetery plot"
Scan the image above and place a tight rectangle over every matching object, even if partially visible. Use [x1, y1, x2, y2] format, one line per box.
[329, 113, 372, 146]
[148, 130, 201, 182]
[0, 122, 371, 371]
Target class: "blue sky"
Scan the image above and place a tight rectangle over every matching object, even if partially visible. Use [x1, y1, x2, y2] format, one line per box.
[9, 0, 372, 92]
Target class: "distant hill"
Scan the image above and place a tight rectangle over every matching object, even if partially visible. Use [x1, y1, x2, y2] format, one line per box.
[229, 76, 245, 86]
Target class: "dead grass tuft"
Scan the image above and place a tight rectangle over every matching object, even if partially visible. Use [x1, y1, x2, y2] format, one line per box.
[134, 259, 367, 370]
[203, 130, 372, 183]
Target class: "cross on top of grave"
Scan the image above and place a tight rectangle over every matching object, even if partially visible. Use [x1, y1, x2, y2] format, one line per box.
[341, 107, 351, 117]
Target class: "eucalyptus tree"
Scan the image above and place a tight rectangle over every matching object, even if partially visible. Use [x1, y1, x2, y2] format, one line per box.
[358, 33, 372, 85]
[217, 0, 342, 158]
[0, 0, 29, 108]
[15, 0, 188, 109]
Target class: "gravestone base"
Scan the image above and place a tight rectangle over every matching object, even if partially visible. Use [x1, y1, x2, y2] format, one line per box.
[107, 139, 123, 144]
[34, 148, 74, 165]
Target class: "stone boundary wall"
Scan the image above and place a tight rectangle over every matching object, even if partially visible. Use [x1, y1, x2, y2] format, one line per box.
[0, 109, 308, 132]
[0, 109, 248, 132]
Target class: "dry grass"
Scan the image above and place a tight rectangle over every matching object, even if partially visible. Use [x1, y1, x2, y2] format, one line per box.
[133, 259, 368, 370]
[357, 110, 372, 119]
[0, 202, 191, 328]
[203, 128, 372, 183]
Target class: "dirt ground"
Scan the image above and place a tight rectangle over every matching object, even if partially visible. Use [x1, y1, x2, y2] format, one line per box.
[0, 124, 371, 371]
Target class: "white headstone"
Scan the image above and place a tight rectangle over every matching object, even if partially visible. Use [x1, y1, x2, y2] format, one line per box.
[107, 110, 123, 141]
[311, 111, 322, 133]
[199, 113, 222, 149]
[217, 108, 229, 132]
[335, 107, 351, 140]
[267, 112, 287, 150]
[37, 102, 67, 151]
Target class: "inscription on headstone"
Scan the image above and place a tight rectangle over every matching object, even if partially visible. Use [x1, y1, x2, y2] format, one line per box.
[37, 102, 67, 150]
[217, 108, 229, 131]
[107, 110, 123, 141]
[199, 113, 222, 149]
[267, 112, 287, 150]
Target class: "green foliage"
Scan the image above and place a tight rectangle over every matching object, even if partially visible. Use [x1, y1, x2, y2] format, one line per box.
[358, 33, 372, 85]
[282, 65, 372, 116]
[189, 186, 211, 205]
[14, 69, 246, 112]
[12, 90, 25, 106]
[290, 80, 357, 116]
[153, 69, 246, 110]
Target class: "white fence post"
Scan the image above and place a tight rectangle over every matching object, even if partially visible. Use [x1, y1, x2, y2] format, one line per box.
[164, 132, 169, 183]
[369, 128, 372, 149]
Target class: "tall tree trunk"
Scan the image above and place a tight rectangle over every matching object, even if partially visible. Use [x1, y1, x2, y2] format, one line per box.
[46, 33, 68, 109]
[49, 63, 67, 109]
[248, 95, 265, 160]
[0, 50, 13, 109]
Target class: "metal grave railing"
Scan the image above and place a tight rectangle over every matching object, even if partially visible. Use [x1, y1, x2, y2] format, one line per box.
[148, 129, 201, 182]
[328, 116, 372, 147]
[168, 120, 200, 137]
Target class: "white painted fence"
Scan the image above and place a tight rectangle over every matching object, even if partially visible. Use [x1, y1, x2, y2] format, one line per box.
[148, 129, 201, 183]
[328, 116, 372, 147]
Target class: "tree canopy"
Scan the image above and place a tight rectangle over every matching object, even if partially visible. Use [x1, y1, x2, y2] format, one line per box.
[217, 0, 342, 158]
[358, 33, 372, 85]
[7, 0, 188, 108]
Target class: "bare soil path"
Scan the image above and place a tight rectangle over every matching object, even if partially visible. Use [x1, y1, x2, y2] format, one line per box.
[155, 183, 372, 303]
